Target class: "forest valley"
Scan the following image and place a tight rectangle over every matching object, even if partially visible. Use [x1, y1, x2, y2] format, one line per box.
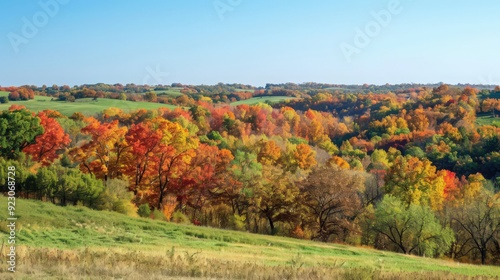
[2, 83, 500, 266]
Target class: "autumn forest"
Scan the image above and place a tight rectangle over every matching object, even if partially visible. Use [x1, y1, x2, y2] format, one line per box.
[2, 82, 500, 266]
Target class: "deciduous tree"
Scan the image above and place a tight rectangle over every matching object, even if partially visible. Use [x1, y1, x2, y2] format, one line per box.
[253, 166, 300, 235]
[23, 112, 71, 165]
[300, 165, 364, 242]
[451, 190, 500, 264]
[384, 155, 445, 210]
[70, 118, 128, 181]
[374, 195, 454, 256]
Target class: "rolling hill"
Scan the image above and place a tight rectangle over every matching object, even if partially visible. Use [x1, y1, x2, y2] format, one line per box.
[230, 96, 297, 106]
[0, 196, 498, 279]
[0, 91, 176, 116]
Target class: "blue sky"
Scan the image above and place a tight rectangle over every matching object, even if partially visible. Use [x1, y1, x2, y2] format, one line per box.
[1, 0, 499, 86]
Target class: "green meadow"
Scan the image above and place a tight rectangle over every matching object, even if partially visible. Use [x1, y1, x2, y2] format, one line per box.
[0, 91, 176, 116]
[476, 112, 500, 127]
[0, 196, 498, 279]
[154, 87, 184, 97]
[0, 91, 298, 116]
[231, 96, 297, 106]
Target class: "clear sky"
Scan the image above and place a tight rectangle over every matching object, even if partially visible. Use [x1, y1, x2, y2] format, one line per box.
[1, 0, 499, 87]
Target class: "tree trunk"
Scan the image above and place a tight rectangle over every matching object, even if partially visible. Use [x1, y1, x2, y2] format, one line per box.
[268, 216, 275, 235]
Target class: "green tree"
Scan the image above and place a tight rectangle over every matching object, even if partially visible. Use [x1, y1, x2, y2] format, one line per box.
[405, 146, 426, 159]
[229, 151, 262, 215]
[34, 164, 104, 206]
[138, 203, 152, 218]
[34, 166, 57, 201]
[76, 172, 106, 207]
[96, 178, 135, 215]
[0, 109, 44, 159]
[369, 149, 390, 170]
[0, 156, 31, 194]
[374, 196, 454, 257]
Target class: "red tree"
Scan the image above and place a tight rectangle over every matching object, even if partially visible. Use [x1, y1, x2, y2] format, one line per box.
[23, 112, 71, 165]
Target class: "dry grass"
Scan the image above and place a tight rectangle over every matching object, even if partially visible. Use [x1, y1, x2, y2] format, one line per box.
[1, 196, 499, 279]
[0, 245, 497, 280]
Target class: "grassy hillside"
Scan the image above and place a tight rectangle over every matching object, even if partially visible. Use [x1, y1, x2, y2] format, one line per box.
[0, 92, 298, 115]
[0, 91, 176, 116]
[477, 115, 500, 126]
[476, 111, 500, 127]
[0, 197, 499, 279]
[154, 87, 183, 97]
[231, 96, 297, 106]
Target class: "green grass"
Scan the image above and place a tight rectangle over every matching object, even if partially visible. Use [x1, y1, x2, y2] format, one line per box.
[476, 113, 500, 127]
[0, 196, 499, 279]
[154, 87, 183, 97]
[231, 96, 297, 106]
[0, 91, 176, 116]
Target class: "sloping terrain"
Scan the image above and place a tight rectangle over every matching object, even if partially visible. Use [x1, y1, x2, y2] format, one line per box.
[0, 196, 498, 279]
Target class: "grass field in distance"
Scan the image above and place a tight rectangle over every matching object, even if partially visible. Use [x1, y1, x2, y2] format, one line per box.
[0, 91, 298, 116]
[153, 87, 184, 97]
[230, 96, 297, 106]
[0, 91, 176, 116]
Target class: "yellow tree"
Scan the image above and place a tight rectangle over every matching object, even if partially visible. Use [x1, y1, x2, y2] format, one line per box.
[460, 173, 485, 200]
[406, 108, 429, 132]
[281, 107, 300, 135]
[143, 117, 199, 209]
[257, 140, 281, 166]
[328, 156, 350, 170]
[293, 143, 317, 170]
[384, 155, 445, 210]
[253, 165, 300, 235]
[71, 118, 128, 181]
[308, 119, 325, 144]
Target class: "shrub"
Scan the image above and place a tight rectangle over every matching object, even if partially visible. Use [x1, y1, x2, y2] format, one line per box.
[291, 225, 305, 239]
[152, 209, 166, 221]
[171, 211, 190, 224]
[8, 91, 20, 101]
[138, 204, 151, 218]
[229, 214, 246, 231]
[95, 179, 137, 216]
[112, 200, 126, 214]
